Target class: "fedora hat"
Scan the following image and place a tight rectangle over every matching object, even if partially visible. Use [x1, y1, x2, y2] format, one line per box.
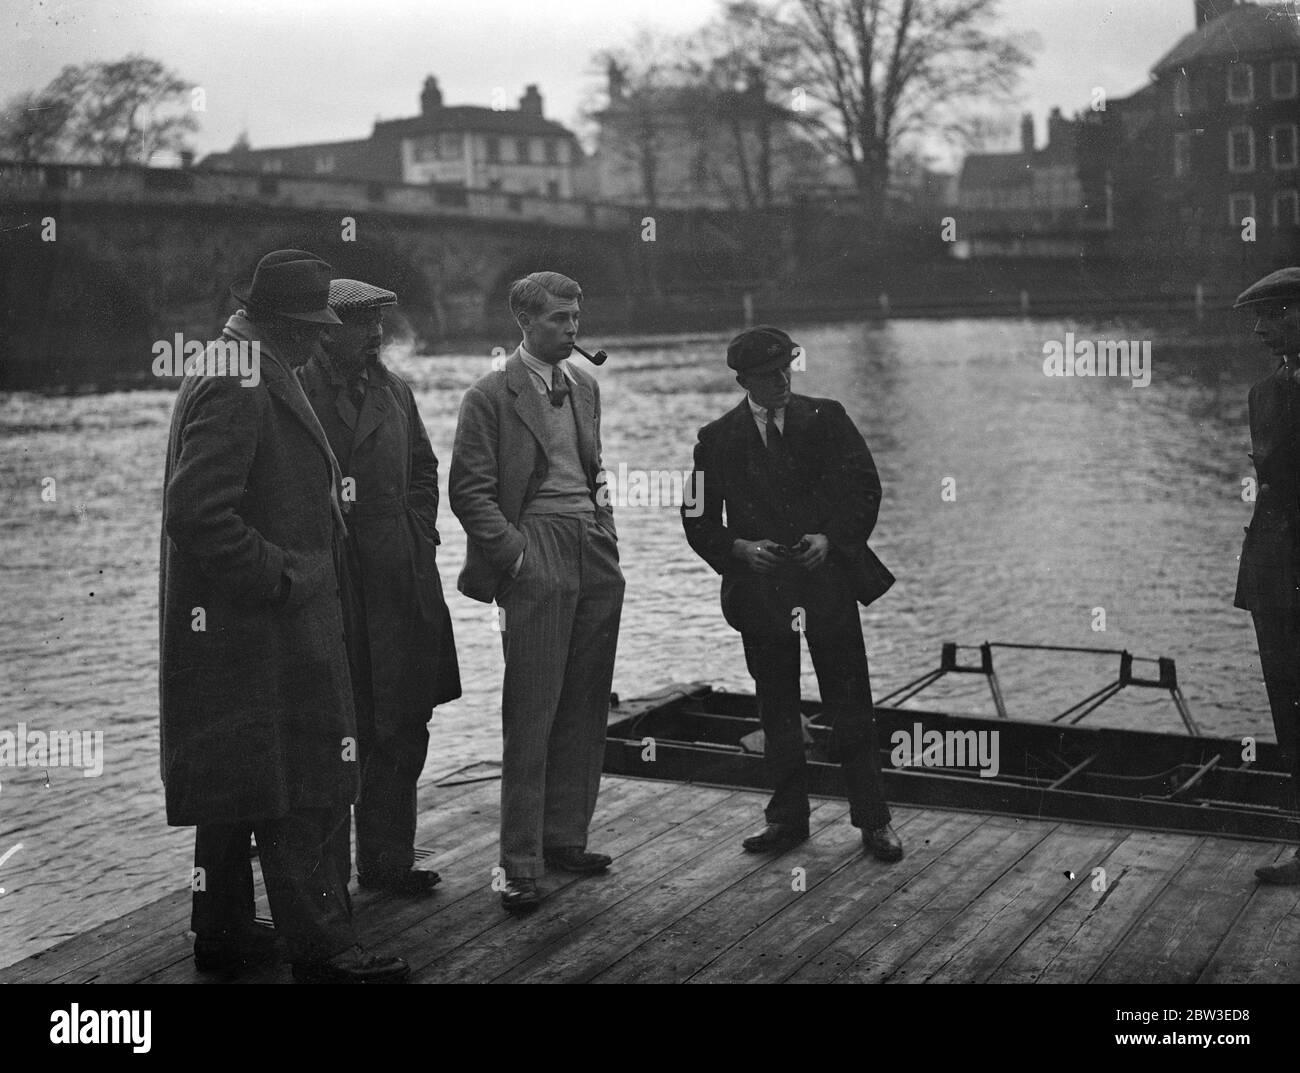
[231, 249, 341, 324]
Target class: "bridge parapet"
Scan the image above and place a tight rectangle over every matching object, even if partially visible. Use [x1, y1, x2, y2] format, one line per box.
[0, 160, 641, 232]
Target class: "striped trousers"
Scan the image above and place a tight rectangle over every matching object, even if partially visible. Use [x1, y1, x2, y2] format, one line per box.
[496, 512, 624, 877]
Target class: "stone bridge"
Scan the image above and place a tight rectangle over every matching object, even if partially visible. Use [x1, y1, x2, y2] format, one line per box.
[0, 161, 773, 388]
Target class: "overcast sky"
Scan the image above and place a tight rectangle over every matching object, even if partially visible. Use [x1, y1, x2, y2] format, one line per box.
[1, 0, 1198, 165]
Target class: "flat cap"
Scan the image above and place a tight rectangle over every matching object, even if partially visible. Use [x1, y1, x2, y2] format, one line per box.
[1234, 267, 1300, 310]
[727, 325, 798, 374]
[328, 278, 398, 315]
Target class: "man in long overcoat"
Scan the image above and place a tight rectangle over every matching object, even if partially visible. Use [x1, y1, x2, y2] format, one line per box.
[160, 249, 409, 983]
[1234, 267, 1300, 885]
[682, 326, 902, 862]
[298, 278, 461, 896]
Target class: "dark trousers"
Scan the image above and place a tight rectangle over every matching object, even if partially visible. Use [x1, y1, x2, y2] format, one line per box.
[356, 716, 430, 879]
[191, 808, 355, 964]
[1251, 610, 1300, 818]
[740, 568, 891, 831]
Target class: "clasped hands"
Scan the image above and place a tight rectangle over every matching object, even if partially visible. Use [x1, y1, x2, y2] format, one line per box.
[732, 533, 830, 575]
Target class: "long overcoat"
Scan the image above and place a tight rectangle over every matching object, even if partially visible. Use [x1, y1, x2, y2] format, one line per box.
[1236, 365, 1300, 611]
[159, 316, 358, 826]
[298, 355, 462, 726]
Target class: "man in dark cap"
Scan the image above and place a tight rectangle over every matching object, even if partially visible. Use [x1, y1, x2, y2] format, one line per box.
[298, 279, 462, 897]
[160, 249, 410, 982]
[682, 326, 902, 861]
[1233, 267, 1300, 884]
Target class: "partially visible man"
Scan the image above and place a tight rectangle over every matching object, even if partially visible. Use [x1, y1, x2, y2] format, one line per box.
[298, 278, 461, 897]
[160, 249, 409, 983]
[450, 271, 624, 913]
[1233, 267, 1300, 885]
[682, 326, 903, 862]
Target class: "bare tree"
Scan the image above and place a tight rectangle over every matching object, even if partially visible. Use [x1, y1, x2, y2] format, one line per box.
[773, 0, 1035, 219]
[0, 54, 197, 166]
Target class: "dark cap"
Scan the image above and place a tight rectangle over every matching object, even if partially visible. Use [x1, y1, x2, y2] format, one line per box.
[328, 278, 398, 317]
[231, 249, 341, 324]
[1234, 267, 1300, 310]
[727, 325, 798, 374]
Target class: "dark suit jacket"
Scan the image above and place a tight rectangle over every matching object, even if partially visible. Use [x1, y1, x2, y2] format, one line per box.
[1236, 364, 1300, 612]
[297, 356, 462, 720]
[449, 350, 615, 603]
[682, 393, 894, 634]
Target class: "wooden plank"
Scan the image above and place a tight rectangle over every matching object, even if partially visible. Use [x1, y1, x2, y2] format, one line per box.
[904, 824, 1127, 983]
[789, 816, 1051, 984]
[0, 776, 505, 984]
[1091, 836, 1284, 984]
[990, 829, 1201, 984]
[408, 784, 756, 983]
[606, 808, 978, 985]
[497, 799, 851, 984]
[1197, 847, 1300, 983]
[141, 775, 683, 985]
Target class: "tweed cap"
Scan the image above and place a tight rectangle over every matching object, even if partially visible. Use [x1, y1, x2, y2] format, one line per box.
[727, 325, 799, 374]
[1234, 267, 1300, 310]
[328, 278, 398, 317]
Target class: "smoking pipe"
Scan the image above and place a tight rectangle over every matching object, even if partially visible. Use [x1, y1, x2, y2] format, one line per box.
[570, 342, 608, 365]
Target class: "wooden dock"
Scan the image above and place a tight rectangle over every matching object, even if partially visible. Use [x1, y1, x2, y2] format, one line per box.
[4, 770, 1299, 985]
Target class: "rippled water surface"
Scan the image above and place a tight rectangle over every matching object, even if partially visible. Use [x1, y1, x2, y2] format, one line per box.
[0, 316, 1278, 966]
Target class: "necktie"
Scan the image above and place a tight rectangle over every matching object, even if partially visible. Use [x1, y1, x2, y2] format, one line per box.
[547, 365, 570, 408]
[766, 407, 786, 457]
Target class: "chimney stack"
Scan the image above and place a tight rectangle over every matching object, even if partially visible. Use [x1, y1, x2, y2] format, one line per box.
[1021, 113, 1035, 154]
[420, 76, 443, 115]
[1195, 0, 1233, 26]
[519, 85, 543, 115]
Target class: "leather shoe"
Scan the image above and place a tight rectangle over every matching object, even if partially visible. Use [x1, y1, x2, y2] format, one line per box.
[863, 824, 904, 862]
[1256, 851, 1300, 885]
[357, 868, 442, 896]
[500, 876, 541, 913]
[291, 945, 410, 984]
[544, 847, 612, 874]
[193, 921, 277, 974]
[742, 822, 809, 854]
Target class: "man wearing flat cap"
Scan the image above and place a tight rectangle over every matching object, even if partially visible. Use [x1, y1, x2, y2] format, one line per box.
[1233, 267, 1300, 884]
[298, 279, 462, 898]
[682, 326, 902, 861]
[160, 249, 409, 983]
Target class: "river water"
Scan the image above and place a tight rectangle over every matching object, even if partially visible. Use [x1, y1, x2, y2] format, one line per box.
[0, 314, 1279, 967]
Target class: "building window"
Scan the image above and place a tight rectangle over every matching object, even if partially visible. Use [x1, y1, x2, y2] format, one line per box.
[545, 139, 558, 164]
[1273, 60, 1298, 100]
[485, 137, 500, 164]
[547, 179, 559, 198]
[516, 138, 530, 163]
[1276, 190, 1300, 226]
[438, 133, 463, 159]
[1229, 191, 1256, 227]
[1229, 126, 1255, 172]
[314, 154, 335, 174]
[1173, 132, 1192, 178]
[261, 158, 283, 173]
[1173, 72, 1191, 113]
[1272, 124, 1297, 170]
[1227, 62, 1254, 103]
[488, 178, 502, 191]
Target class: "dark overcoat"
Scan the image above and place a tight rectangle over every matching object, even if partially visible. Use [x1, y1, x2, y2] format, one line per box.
[298, 355, 461, 725]
[159, 320, 358, 826]
[682, 394, 895, 635]
[1236, 365, 1300, 611]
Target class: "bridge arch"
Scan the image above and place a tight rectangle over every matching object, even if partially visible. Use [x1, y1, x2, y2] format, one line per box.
[484, 240, 632, 345]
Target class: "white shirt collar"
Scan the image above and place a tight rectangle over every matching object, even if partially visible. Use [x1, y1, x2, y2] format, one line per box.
[747, 394, 783, 420]
[520, 344, 573, 384]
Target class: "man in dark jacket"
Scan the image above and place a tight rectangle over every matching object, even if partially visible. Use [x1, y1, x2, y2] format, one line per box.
[160, 249, 409, 982]
[1233, 267, 1300, 885]
[298, 278, 461, 897]
[682, 326, 902, 861]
